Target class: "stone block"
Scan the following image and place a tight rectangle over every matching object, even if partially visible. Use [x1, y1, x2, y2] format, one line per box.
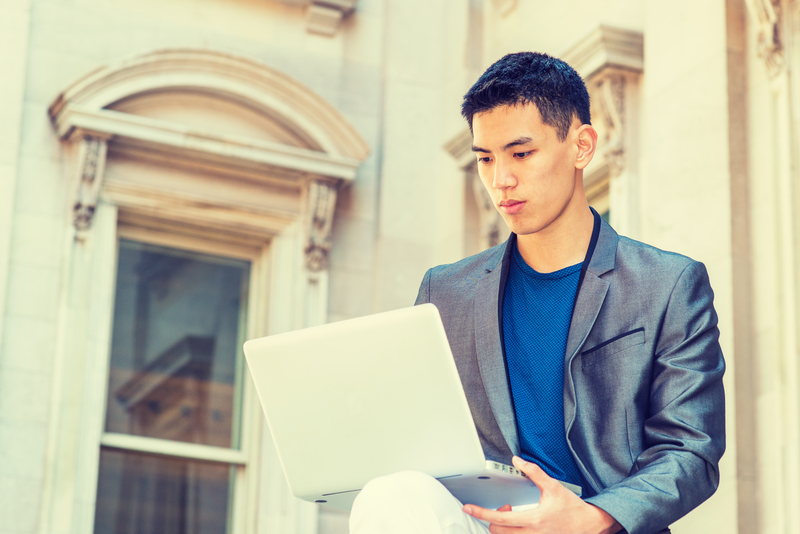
[5, 263, 61, 321]
[9, 212, 66, 269]
[0, 474, 41, 533]
[336, 62, 381, 116]
[18, 100, 62, 163]
[327, 268, 374, 319]
[372, 237, 431, 312]
[23, 47, 99, 105]
[383, 0, 444, 85]
[0, 421, 48, 479]
[643, 2, 726, 95]
[0, 369, 52, 425]
[0, 315, 57, 373]
[14, 155, 69, 218]
[341, 10, 383, 67]
[328, 216, 376, 271]
[335, 156, 379, 220]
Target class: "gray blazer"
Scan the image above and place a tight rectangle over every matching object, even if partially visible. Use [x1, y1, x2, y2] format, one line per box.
[415, 216, 725, 534]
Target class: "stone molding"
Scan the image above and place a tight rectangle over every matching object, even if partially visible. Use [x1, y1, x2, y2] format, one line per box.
[56, 106, 363, 182]
[48, 48, 370, 269]
[745, 0, 785, 77]
[307, 0, 358, 36]
[48, 49, 370, 161]
[561, 25, 643, 80]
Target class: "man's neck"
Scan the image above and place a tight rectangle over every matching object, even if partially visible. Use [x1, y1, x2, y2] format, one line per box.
[515, 205, 595, 273]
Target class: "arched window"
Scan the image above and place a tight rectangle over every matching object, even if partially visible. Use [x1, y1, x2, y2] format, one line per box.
[41, 49, 369, 534]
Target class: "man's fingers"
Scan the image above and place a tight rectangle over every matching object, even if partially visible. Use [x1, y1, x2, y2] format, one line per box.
[495, 504, 512, 512]
[463, 505, 525, 526]
[488, 525, 517, 534]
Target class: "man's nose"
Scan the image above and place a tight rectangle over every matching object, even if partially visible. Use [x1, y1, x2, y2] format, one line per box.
[492, 160, 516, 189]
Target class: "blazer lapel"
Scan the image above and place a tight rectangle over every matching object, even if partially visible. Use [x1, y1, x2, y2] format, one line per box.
[563, 218, 618, 430]
[474, 241, 520, 456]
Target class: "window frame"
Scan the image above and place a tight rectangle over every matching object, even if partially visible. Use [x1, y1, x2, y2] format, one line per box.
[90, 221, 267, 534]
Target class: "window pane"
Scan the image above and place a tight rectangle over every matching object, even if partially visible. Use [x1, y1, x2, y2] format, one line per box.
[105, 240, 250, 449]
[94, 448, 231, 534]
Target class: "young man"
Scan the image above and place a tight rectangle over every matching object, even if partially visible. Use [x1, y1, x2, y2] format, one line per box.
[349, 52, 725, 534]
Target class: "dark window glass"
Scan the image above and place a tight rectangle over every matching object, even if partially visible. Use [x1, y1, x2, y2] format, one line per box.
[104, 240, 249, 449]
[94, 448, 232, 534]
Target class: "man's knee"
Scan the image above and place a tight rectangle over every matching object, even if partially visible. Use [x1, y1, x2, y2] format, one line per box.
[357, 470, 447, 506]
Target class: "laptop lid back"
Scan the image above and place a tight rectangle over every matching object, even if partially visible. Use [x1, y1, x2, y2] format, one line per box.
[243, 304, 486, 501]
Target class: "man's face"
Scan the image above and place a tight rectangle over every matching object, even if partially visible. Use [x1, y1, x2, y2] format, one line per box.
[471, 104, 587, 237]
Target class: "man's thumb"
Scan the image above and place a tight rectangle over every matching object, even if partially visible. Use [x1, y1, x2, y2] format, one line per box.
[512, 456, 557, 493]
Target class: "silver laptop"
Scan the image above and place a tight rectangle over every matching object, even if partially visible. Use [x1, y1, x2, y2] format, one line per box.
[243, 303, 580, 510]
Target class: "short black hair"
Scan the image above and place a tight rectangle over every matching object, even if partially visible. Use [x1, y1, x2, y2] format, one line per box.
[462, 52, 591, 141]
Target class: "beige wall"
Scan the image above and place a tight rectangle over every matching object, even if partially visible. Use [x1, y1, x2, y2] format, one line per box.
[2, 1, 800, 533]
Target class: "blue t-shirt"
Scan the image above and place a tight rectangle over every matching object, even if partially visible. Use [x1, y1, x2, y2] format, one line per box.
[502, 243, 590, 490]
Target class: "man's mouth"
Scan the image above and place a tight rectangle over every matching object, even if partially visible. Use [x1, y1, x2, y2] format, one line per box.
[499, 200, 525, 214]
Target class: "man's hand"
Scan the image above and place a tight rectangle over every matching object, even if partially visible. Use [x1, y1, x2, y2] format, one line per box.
[462, 456, 622, 534]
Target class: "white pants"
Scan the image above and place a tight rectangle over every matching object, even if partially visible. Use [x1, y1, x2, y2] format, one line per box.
[349, 471, 491, 534]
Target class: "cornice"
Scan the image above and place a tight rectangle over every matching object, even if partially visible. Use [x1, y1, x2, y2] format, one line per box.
[57, 106, 361, 182]
[561, 25, 644, 80]
[49, 48, 370, 162]
[443, 128, 475, 170]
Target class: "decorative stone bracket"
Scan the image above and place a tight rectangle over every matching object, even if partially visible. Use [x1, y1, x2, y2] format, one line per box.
[73, 133, 112, 232]
[443, 130, 504, 251]
[307, 0, 358, 36]
[562, 25, 643, 181]
[470, 170, 503, 249]
[593, 72, 626, 177]
[304, 179, 339, 272]
[745, 0, 784, 78]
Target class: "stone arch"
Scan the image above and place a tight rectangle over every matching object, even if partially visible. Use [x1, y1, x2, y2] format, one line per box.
[49, 48, 369, 160]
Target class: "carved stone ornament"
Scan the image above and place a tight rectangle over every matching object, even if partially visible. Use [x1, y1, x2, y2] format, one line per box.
[307, 0, 358, 36]
[594, 73, 626, 176]
[471, 170, 503, 250]
[73, 135, 109, 231]
[304, 179, 338, 272]
[745, 0, 784, 77]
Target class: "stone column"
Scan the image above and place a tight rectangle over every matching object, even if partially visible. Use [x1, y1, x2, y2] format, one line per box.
[640, 1, 741, 532]
[373, 0, 465, 312]
[0, 0, 32, 356]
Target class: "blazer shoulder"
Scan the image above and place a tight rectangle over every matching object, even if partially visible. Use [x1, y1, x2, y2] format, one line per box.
[615, 235, 701, 277]
[426, 241, 506, 289]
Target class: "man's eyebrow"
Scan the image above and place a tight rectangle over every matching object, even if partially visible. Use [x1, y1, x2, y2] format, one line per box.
[471, 137, 533, 153]
[502, 137, 533, 150]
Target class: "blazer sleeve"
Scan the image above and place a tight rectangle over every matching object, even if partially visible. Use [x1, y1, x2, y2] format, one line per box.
[584, 261, 726, 534]
[415, 268, 433, 305]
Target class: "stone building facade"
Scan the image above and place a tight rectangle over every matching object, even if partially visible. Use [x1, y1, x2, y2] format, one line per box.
[0, 1, 798, 533]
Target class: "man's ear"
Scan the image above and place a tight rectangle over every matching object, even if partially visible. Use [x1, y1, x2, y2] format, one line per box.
[574, 124, 598, 170]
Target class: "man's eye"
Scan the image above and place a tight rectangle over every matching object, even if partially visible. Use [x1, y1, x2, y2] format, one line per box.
[477, 156, 492, 163]
[514, 151, 532, 158]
